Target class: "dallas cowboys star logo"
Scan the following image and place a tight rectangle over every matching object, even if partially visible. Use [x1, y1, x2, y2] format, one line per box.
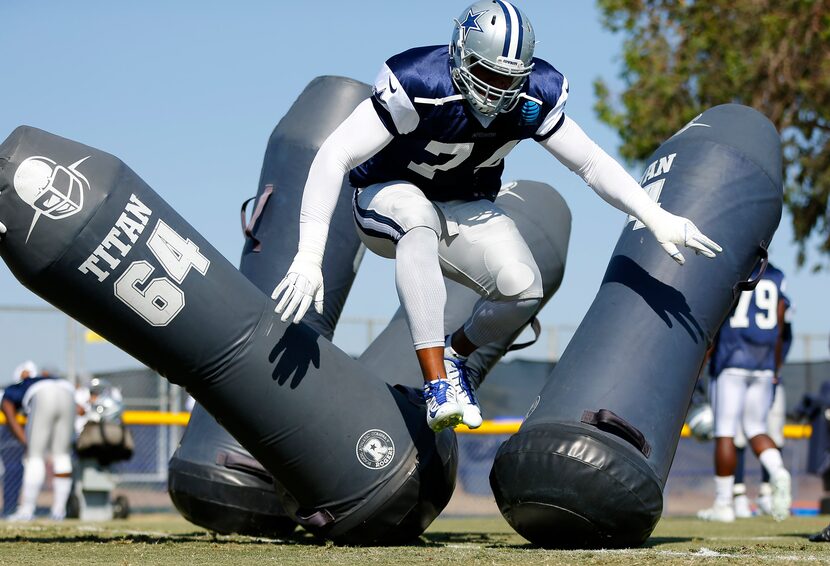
[459, 8, 486, 41]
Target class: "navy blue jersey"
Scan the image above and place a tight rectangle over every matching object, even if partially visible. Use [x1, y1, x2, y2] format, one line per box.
[2, 376, 54, 411]
[1, 376, 72, 414]
[710, 263, 788, 376]
[349, 45, 568, 201]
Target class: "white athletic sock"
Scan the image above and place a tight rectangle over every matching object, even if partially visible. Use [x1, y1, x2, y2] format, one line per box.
[18, 458, 47, 516]
[50, 477, 72, 519]
[714, 475, 735, 507]
[759, 448, 785, 477]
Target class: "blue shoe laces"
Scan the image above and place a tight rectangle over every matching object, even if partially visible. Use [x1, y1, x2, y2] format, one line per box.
[424, 380, 450, 404]
[449, 358, 479, 405]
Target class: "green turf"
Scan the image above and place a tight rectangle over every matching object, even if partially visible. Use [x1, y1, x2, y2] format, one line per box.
[0, 514, 828, 565]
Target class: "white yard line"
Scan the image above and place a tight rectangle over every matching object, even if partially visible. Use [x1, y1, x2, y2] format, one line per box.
[660, 548, 824, 562]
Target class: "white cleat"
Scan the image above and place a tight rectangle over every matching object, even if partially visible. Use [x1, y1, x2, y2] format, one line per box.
[445, 358, 482, 429]
[733, 494, 753, 519]
[5, 510, 34, 522]
[756, 482, 773, 516]
[423, 378, 463, 432]
[770, 469, 792, 522]
[697, 503, 736, 523]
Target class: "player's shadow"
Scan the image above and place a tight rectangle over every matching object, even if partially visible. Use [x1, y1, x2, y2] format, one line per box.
[0, 532, 231, 545]
[418, 531, 516, 547]
[0, 528, 323, 546]
[603, 255, 705, 343]
[268, 323, 321, 388]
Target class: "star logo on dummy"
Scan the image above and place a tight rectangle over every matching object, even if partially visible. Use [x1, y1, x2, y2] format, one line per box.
[459, 8, 486, 41]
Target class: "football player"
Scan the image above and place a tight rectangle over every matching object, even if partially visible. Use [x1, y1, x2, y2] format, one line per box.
[272, 1, 722, 432]
[731, 304, 792, 518]
[1, 362, 76, 521]
[697, 262, 791, 522]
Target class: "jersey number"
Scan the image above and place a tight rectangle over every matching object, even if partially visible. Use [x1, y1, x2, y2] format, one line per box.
[114, 220, 210, 326]
[406, 140, 519, 179]
[729, 279, 778, 330]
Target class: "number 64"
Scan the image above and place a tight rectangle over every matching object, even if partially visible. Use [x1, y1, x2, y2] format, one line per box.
[114, 220, 210, 326]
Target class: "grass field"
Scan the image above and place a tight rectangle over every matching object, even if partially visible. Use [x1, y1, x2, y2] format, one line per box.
[1, 514, 829, 565]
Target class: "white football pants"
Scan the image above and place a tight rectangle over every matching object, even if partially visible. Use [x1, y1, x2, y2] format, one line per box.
[710, 367, 775, 440]
[353, 181, 543, 350]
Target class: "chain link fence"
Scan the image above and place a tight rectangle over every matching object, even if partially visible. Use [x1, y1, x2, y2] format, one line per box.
[0, 367, 187, 517]
[1, 306, 829, 518]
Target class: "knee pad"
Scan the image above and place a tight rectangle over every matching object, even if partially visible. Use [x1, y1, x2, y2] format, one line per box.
[495, 262, 542, 300]
[52, 454, 72, 475]
[23, 457, 46, 484]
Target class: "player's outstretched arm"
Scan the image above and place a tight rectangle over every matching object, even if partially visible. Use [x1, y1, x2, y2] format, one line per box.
[1, 399, 25, 446]
[539, 115, 722, 265]
[272, 98, 393, 323]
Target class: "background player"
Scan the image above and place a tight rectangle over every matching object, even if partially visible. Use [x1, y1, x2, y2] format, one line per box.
[1, 362, 76, 521]
[272, 0, 722, 432]
[698, 262, 791, 522]
[732, 303, 792, 518]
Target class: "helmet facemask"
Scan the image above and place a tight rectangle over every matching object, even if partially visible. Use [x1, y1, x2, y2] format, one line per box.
[449, 2, 535, 117]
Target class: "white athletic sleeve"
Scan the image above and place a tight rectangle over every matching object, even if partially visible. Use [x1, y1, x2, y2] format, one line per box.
[539, 115, 662, 226]
[298, 98, 393, 260]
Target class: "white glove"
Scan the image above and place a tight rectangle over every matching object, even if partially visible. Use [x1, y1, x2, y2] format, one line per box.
[0, 221, 6, 238]
[271, 251, 325, 324]
[644, 210, 723, 265]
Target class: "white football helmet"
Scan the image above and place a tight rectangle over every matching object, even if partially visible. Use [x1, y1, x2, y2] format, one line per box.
[88, 377, 125, 422]
[450, 0, 535, 116]
[686, 403, 715, 441]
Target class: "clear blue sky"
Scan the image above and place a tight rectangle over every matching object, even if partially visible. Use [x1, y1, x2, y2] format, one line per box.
[1, 1, 827, 382]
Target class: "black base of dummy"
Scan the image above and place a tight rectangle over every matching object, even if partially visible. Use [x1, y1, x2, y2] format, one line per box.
[491, 423, 663, 548]
[169, 457, 296, 538]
